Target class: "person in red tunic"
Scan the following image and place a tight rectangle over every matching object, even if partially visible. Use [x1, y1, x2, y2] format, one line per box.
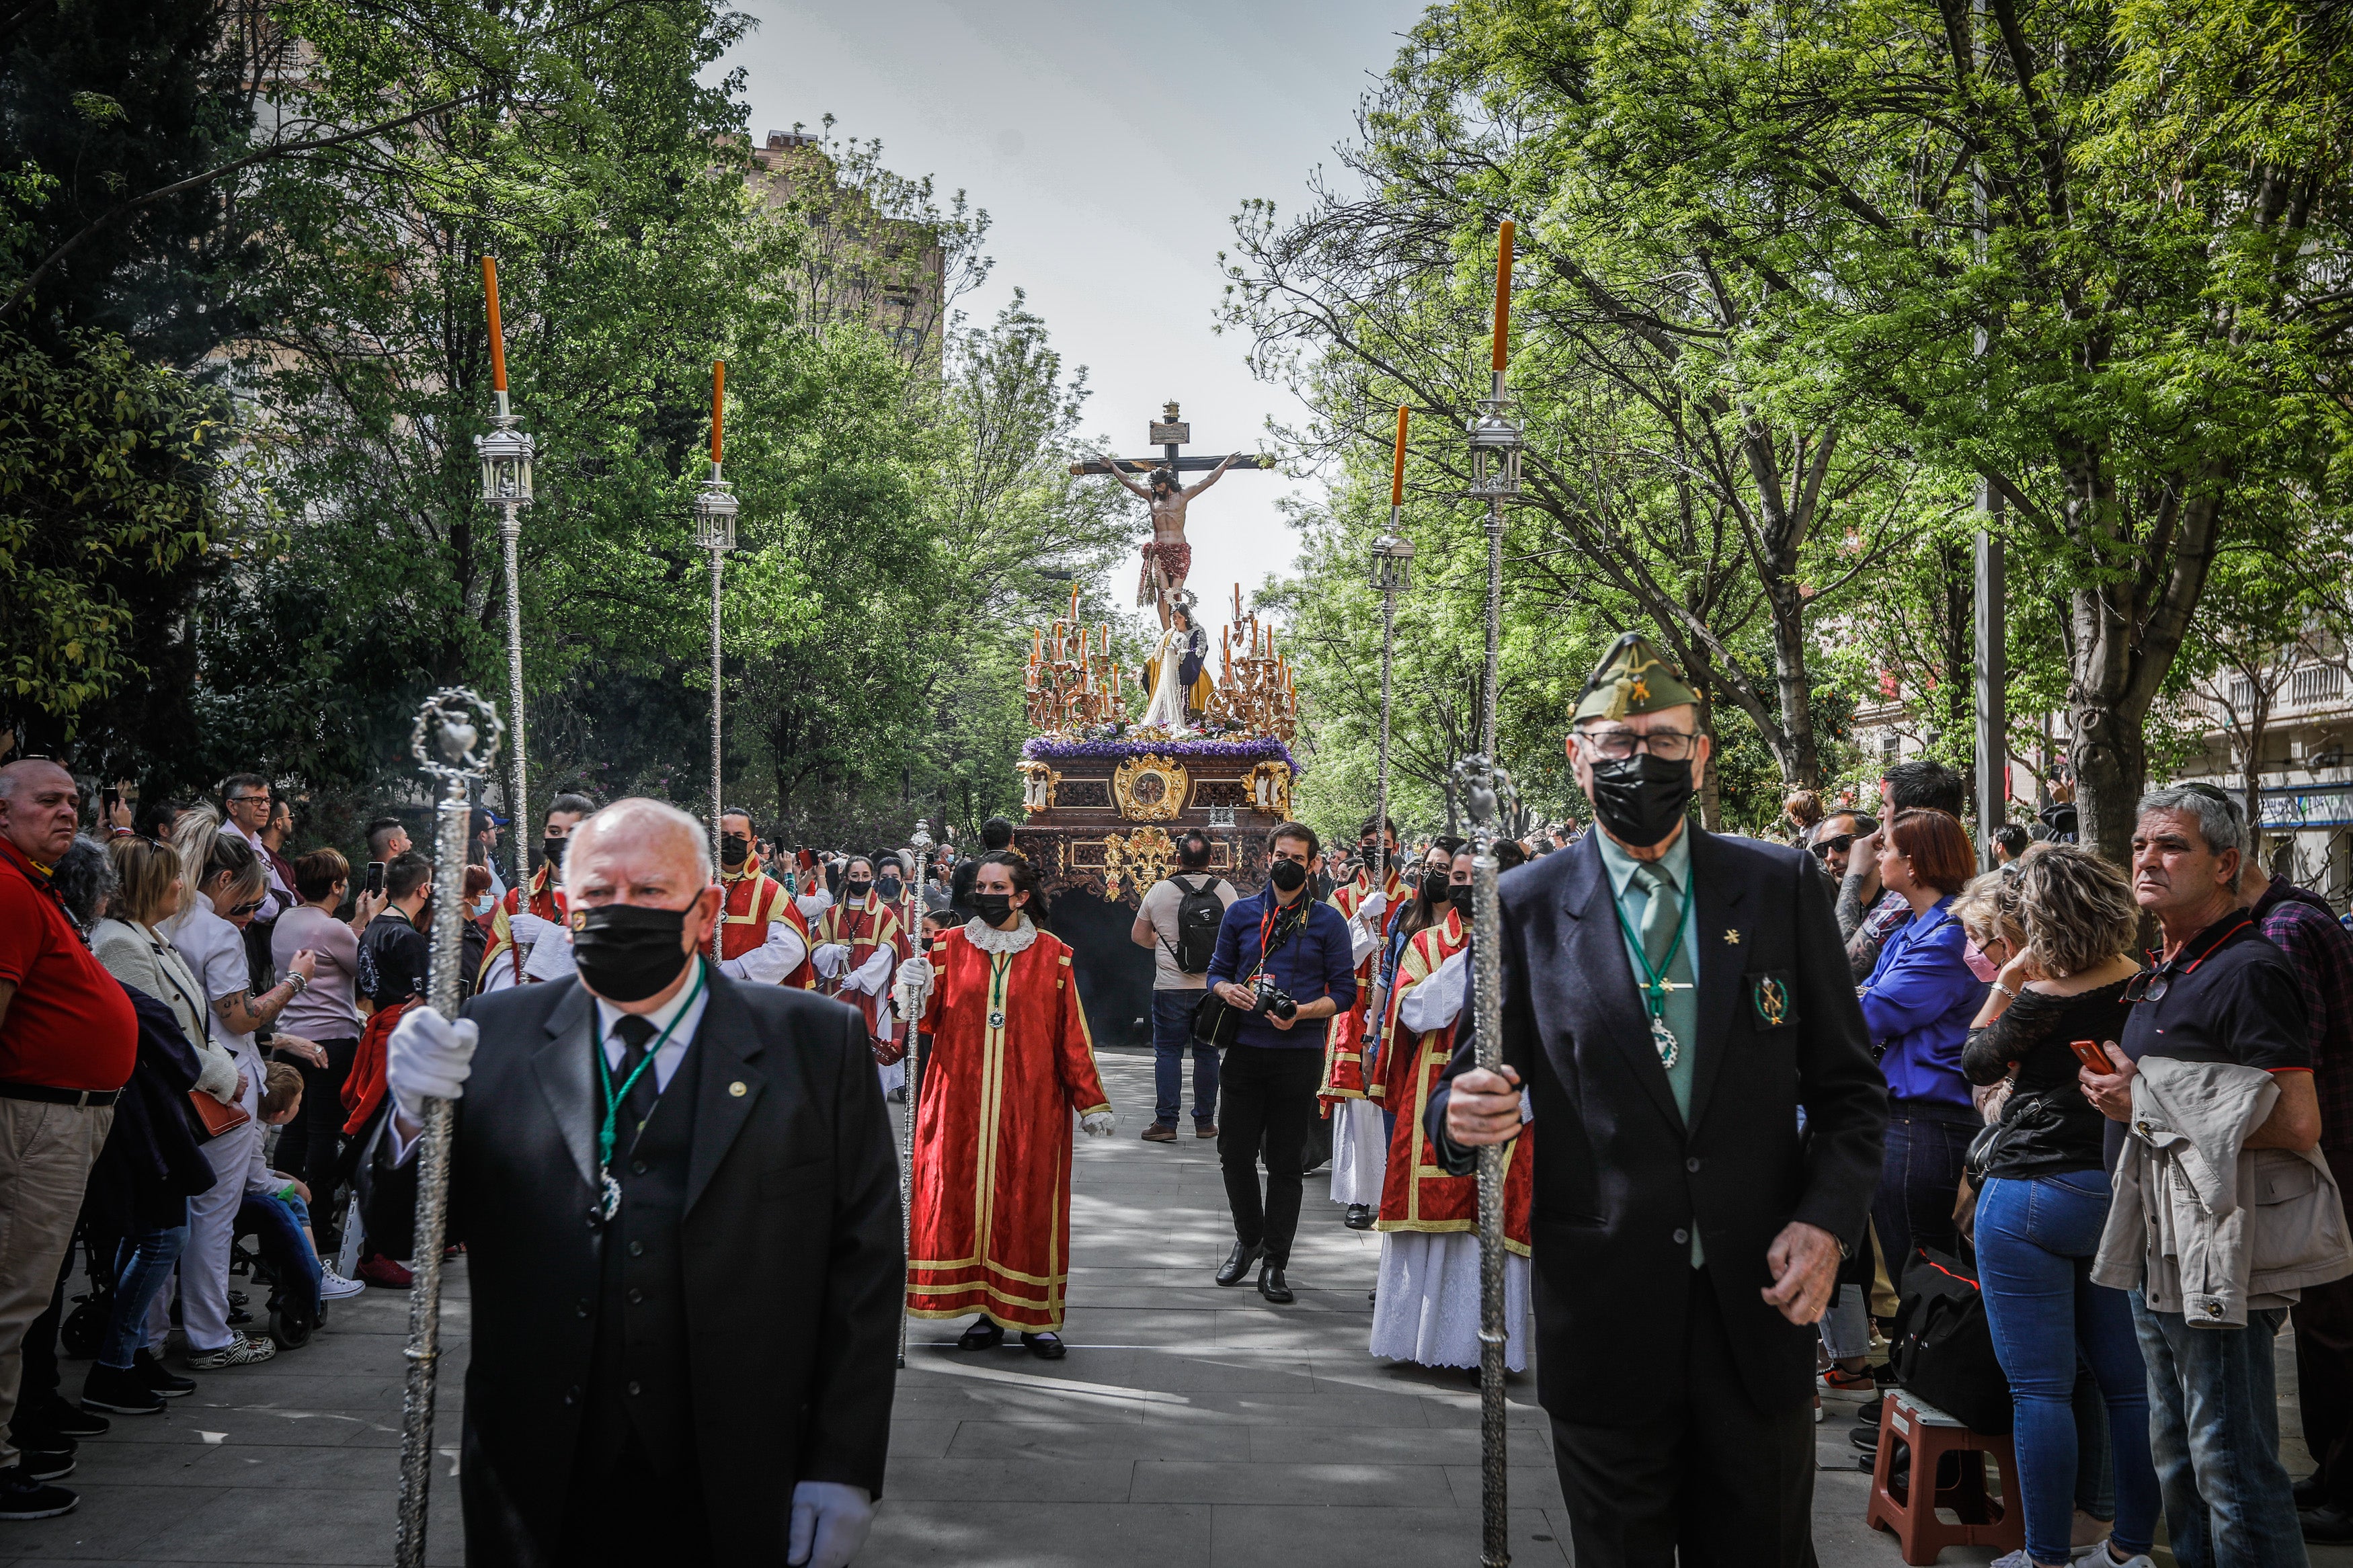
[477, 792, 595, 991]
[1324, 817, 1406, 1228]
[1369, 846, 1534, 1370]
[714, 809, 811, 989]
[811, 855, 909, 1055]
[897, 852, 1115, 1360]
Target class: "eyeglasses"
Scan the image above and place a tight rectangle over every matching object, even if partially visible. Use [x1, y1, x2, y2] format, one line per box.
[2122, 916, 2253, 1003]
[1579, 729, 1699, 763]
[1808, 835, 1856, 859]
[226, 794, 268, 807]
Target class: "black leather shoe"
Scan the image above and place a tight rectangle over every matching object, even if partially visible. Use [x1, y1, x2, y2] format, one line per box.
[135, 1348, 194, 1398]
[2305, 1504, 2353, 1544]
[1021, 1332, 1068, 1361]
[1344, 1204, 1374, 1231]
[36, 1401, 107, 1438]
[956, 1319, 1004, 1352]
[1859, 1395, 1882, 1426]
[2296, 1473, 2328, 1509]
[1850, 1423, 1878, 1454]
[1257, 1265, 1294, 1305]
[1215, 1241, 1263, 1287]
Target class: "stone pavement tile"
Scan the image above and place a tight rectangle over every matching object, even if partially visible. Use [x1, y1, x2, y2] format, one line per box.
[890, 1385, 1148, 1426]
[77, 1402, 385, 1448]
[1441, 1462, 1570, 1512]
[1205, 1501, 1568, 1566]
[1140, 1387, 1436, 1428]
[1251, 1423, 1561, 1467]
[0, 1477, 199, 1561]
[129, 1483, 463, 1566]
[883, 1454, 1137, 1502]
[947, 1419, 1225, 1462]
[865, 1499, 1211, 1567]
[1133, 1458, 1455, 1508]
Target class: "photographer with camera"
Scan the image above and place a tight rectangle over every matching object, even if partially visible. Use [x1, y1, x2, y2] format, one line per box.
[1204, 821, 1357, 1303]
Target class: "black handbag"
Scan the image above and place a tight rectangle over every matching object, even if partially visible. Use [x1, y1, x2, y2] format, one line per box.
[1888, 1243, 2013, 1434]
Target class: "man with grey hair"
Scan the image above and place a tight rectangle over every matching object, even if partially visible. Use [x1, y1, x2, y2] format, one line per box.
[2081, 782, 2325, 1568]
[370, 798, 899, 1565]
[0, 763, 137, 1519]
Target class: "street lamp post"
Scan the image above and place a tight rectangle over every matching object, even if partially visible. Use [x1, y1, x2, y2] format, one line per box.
[1462, 220, 1523, 1568]
[475, 256, 535, 897]
[694, 362, 738, 962]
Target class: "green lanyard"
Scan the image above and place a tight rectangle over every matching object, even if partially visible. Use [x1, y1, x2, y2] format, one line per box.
[1610, 876, 1693, 1070]
[593, 961, 705, 1219]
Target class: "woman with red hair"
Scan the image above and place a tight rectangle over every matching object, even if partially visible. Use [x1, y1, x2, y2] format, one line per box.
[1858, 807, 1985, 1286]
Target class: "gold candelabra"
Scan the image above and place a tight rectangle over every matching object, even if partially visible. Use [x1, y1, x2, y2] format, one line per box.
[1025, 583, 1127, 733]
[1204, 583, 1299, 741]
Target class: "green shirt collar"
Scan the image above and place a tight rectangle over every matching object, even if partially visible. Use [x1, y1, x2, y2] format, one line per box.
[1593, 821, 1692, 901]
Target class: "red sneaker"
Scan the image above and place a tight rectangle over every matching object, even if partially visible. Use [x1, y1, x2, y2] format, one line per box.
[357, 1255, 413, 1290]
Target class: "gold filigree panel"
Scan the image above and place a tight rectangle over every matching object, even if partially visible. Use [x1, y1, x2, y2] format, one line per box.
[1101, 827, 1177, 899]
[1111, 754, 1189, 821]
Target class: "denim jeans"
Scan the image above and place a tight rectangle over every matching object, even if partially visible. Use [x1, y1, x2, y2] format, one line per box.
[1820, 1283, 1873, 1362]
[2131, 1292, 2307, 1568]
[99, 1222, 189, 1370]
[239, 1193, 321, 1324]
[1976, 1173, 2157, 1565]
[1151, 989, 1220, 1126]
[1872, 1102, 1975, 1291]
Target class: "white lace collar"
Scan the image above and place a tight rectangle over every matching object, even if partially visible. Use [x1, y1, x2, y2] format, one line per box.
[963, 914, 1039, 954]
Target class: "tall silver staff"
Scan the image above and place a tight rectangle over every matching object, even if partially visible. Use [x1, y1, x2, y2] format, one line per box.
[475, 257, 534, 897]
[1460, 218, 1523, 1568]
[894, 820, 934, 1368]
[395, 688, 502, 1568]
[694, 360, 739, 960]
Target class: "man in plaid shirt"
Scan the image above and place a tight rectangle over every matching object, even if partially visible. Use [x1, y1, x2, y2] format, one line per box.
[2245, 866, 2353, 1542]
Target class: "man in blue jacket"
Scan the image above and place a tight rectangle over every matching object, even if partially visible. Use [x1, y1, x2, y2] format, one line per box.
[1205, 821, 1357, 1303]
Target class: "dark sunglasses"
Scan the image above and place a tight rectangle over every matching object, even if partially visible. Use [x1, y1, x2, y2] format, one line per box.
[1808, 835, 1855, 859]
[2122, 917, 2252, 1003]
[226, 897, 266, 917]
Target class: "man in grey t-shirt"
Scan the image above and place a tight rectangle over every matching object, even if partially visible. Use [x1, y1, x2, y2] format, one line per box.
[1129, 828, 1236, 1142]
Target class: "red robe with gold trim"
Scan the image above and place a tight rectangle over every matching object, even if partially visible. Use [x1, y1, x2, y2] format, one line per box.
[1375, 911, 1532, 1253]
[477, 866, 565, 989]
[907, 920, 1111, 1332]
[815, 895, 908, 1045]
[717, 866, 813, 989]
[1321, 867, 1406, 1102]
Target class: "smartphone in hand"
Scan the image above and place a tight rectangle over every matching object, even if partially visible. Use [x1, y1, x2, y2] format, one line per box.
[366, 860, 385, 897]
[2070, 1038, 2119, 1072]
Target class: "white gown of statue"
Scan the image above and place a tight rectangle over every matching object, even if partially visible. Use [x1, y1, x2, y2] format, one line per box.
[1142, 625, 1191, 731]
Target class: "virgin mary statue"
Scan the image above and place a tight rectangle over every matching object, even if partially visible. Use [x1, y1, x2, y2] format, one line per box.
[1140, 603, 1208, 731]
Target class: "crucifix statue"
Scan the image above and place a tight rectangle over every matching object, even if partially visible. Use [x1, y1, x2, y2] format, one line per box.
[1072, 401, 1273, 626]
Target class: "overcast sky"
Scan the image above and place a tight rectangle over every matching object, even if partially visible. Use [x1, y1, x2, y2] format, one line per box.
[719, 0, 1427, 622]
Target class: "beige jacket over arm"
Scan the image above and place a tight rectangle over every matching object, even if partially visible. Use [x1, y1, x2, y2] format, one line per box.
[89, 917, 241, 1102]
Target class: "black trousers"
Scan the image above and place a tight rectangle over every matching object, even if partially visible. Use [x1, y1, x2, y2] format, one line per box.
[2299, 1147, 2353, 1509]
[555, 1426, 712, 1565]
[1548, 1266, 1818, 1568]
[272, 1034, 358, 1212]
[1215, 1044, 1321, 1265]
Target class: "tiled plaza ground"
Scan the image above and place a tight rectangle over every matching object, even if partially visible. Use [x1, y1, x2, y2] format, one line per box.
[2, 1047, 2342, 1566]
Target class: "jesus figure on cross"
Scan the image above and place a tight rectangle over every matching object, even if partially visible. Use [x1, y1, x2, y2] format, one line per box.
[1097, 450, 1243, 626]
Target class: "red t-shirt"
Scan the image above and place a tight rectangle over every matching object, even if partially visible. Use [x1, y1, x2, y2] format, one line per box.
[0, 839, 138, 1091]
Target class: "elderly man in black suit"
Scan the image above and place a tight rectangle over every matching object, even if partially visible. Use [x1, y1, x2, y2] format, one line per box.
[370, 797, 899, 1567]
[1432, 634, 1886, 1568]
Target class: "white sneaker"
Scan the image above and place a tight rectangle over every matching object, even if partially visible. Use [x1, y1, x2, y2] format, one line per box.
[2089, 1544, 2153, 1568]
[185, 1331, 276, 1369]
[318, 1269, 366, 1301]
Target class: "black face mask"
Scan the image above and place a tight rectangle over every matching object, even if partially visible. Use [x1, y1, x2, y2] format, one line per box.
[1588, 754, 1696, 848]
[571, 903, 692, 1003]
[1269, 858, 1308, 893]
[846, 878, 873, 901]
[877, 876, 903, 901]
[973, 891, 1015, 925]
[543, 835, 569, 870]
[1448, 883, 1475, 918]
[720, 834, 750, 866]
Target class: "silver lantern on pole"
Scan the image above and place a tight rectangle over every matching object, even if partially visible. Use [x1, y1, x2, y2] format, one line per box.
[395, 687, 502, 1568]
[695, 362, 739, 960]
[475, 256, 534, 899]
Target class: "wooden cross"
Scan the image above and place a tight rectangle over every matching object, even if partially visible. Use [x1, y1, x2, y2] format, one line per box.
[1066, 401, 1277, 480]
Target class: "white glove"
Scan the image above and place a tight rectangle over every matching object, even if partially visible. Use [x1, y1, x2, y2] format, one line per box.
[895, 955, 934, 1002]
[788, 1480, 873, 1568]
[386, 1008, 478, 1123]
[508, 911, 552, 948]
[1080, 1109, 1116, 1137]
[812, 942, 851, 980]
[1357, 888, 1390, 925]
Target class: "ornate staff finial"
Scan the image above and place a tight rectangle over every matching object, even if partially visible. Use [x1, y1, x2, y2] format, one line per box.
[409, 687, 503, 781]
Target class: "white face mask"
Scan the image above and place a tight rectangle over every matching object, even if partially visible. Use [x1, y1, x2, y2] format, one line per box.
[470, 893, 495, 918]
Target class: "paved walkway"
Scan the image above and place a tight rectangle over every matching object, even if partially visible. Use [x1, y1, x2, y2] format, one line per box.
[7, 1046, 2348, 1567]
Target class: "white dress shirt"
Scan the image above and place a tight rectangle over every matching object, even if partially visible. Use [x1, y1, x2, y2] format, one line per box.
[224, 819, 292, 923]
[594, 960, 713, 1094]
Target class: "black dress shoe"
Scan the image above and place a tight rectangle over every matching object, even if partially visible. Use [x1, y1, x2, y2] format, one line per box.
[1257, 1265, 1294, 1305]
[2305, 1504, 2353, 1544]
[1215, 1241, 1263, 1287]
[1859, 1395, 1882, 1426]
[36, 1401, 107, 1438]
[2296, 1473, 2328, 1509]
[1021, 1332, 1068, 1361]
[956, 1319, 1004, 1352]
[136, 1349, 194, 1398]
[1851, 1423, 1878, 1454]
[1344, 1204, 1374, 1231]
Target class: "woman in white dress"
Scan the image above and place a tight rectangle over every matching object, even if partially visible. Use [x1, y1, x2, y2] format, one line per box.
[1140, 615, 1193, 732]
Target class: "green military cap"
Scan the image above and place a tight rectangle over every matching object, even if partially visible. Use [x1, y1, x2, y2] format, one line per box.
[1572, 632, 1701, 723]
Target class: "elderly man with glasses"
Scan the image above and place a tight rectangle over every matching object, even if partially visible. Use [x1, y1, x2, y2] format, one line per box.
[1428, 632, 1887, 1568]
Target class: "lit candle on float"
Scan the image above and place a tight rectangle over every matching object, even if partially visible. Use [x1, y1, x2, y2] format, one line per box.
[1071, 582, 1081, 622]
[1492, 218, 1515, 374]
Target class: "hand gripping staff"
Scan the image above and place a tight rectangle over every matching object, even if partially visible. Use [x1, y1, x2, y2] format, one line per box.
[394, 689, 503, 1568]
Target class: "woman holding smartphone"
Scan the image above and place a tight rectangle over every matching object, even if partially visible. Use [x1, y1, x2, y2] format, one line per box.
[1958, 845, 2155, 1568]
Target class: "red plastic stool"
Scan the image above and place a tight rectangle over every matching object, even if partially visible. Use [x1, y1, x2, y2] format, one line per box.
[1864, 1389, 2025, 1564]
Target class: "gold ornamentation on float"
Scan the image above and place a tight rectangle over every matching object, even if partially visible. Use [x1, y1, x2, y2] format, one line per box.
[1017, 761, 1061, 815]
[1101, 827, 1178, 899]
[1245, 761, 1293, 820]
[1111, 754, 1189, 821]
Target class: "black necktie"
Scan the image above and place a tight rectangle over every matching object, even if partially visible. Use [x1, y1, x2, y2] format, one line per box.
[612, 1014, 661, 1145]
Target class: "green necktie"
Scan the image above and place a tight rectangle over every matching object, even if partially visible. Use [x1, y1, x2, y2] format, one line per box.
[1630, 862, 1694, 1072]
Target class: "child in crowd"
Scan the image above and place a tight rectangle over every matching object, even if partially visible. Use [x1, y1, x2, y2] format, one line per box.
[257, 1065, 364, 1302]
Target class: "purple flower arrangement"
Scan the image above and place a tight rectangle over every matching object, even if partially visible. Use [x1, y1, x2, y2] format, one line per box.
[1023, 732, 1303, 776]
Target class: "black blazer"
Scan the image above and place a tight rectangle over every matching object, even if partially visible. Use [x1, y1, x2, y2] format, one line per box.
[368, 971, 901, 1565]
[1429, 827, 1885, 1416]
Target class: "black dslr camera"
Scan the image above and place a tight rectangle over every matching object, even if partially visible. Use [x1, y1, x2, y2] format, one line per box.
[1252, 973, 1299, 1022]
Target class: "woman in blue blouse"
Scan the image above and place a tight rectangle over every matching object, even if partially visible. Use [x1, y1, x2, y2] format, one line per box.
[1858, 807, 1986, 1290]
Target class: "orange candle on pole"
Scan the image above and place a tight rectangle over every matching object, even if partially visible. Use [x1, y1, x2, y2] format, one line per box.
[709, 361, 725, 465]
[1390, 404, 1409, 507]
[1071, 582, 1081, 622]
[481, 256, 508, 393]
[1492, 219, 1515, 374]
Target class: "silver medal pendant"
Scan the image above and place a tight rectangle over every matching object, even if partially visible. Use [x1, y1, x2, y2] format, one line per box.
[1650, 1015, 1679, 1071]
[988, 1009, 1004, 1029]
[599, 1169, 623, 1221]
